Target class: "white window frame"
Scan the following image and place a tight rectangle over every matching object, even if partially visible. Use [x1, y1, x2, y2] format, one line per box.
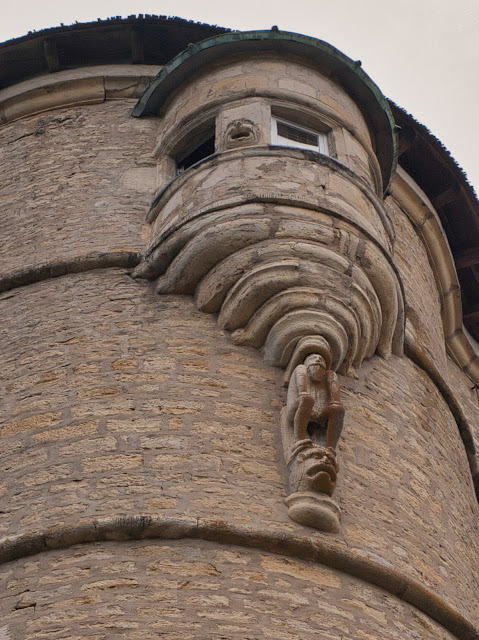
[271, 117, 328, 155]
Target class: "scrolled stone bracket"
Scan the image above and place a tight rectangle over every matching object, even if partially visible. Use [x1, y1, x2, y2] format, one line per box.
[135, 203, 405, 379]
[135, 167, 406, 532]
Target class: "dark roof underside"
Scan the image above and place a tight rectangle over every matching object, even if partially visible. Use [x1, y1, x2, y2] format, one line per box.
[0, 15, 229, 88]
[391, 104, 479, 338]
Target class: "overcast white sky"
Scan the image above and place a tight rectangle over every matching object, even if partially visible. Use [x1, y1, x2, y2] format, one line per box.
[2, 0, 478, 194]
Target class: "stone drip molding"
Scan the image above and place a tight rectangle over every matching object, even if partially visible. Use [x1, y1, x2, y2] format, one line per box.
[0, 66, 159, 125]
[391, 167, 479, 384]
[392, 168, 479, 502]
[405, 328, 479, 500]
[0, 515, 476, 640]
[0, 251, 142, 294]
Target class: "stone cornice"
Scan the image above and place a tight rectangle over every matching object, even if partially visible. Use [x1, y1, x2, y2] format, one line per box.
[0, 252, 141, 294]
[0, 66, 158, 124]
[390, 167, 479, 383]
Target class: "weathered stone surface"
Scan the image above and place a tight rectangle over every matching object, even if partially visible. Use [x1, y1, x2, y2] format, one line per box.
[142, 200, 403, 376]
[0, 271, 478, 629]
[0, 540, 461, 639]
[0, 101, 157, 273]
[385, 195, 447, 370]
[149, 151, 391, 245]
[152, 56, 380, 191]
[1, 25, 478, 640]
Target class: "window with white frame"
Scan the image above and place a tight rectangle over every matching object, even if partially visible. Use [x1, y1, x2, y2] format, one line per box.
[271, 117, 328, 155]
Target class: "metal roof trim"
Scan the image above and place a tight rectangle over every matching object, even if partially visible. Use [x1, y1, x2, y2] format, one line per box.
[132, 30, 397, 194]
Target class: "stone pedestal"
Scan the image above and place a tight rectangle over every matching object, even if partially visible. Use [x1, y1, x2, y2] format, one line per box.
[285, 491, 341, 532]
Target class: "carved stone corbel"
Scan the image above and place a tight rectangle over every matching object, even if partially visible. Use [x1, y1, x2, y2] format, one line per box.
[134, 150, 405, 534]
[281, 351, 344, 532]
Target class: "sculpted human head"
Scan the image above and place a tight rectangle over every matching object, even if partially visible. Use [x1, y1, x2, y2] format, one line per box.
[288, 441, 338, 496]
[304, 353, 327, 383]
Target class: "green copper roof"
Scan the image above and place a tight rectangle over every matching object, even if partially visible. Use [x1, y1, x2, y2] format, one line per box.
[133, 30, 397, 193]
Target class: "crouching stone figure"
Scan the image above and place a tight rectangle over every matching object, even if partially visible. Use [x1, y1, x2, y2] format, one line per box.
[281, 354, 345, 532]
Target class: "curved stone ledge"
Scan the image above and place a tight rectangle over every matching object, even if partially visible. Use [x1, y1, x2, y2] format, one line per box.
[0, 66, 158, 125]
[0, 515, 476, 640]
[0, 251, 142, 293]
[148, 147, 395, 249]
[391, 168, 479, 384]
[405, 327, 479, 501]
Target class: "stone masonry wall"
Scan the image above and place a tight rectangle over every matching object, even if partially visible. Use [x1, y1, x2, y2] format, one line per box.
[1, 270, 478, 630]
[0, 101, 158, 273]
[339, 355, 479, 626]
[385, 195, 447, 370]
[0, 540, 458, 640]
[0, 270, 283, 539]
[1, 76, 478, 638]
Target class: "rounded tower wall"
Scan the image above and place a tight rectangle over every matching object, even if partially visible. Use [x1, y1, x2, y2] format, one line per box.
[153, 55, 378, 193]
[1, 540, 462, 640]
[0, 22, 478, 640]
[0, 93, 158, 272]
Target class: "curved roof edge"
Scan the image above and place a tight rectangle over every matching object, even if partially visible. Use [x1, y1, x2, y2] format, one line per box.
[391, 101, 477, 200]
[390, 102, 479, 344]
[133, 29, 397, 194]
[0, 15, 228, 48]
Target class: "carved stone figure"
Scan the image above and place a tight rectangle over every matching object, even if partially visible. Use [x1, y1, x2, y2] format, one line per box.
[281, 354, 344, 531]
[224, 119, 258, 149]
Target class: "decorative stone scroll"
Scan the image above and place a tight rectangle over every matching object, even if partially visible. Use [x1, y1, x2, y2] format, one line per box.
[136, 204, 404, 373]
[281, 352, 344, 532]
[135, 154, 405, 533]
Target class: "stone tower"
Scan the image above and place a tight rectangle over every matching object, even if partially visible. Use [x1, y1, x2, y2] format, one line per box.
[0, 16, 478, 640]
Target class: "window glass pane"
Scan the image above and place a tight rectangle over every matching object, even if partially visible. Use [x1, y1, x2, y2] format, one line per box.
[277, 121, 318, 147]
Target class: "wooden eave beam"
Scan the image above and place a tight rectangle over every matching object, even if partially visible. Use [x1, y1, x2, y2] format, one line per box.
[431, 184, 461, 211]
[43, 38, 60, 73]
[131, 28, 145, 64]
[471, 265, 479, 291]
[464, 308, 479, 323]
[397, 126, 416, 156]
[455, 246, 479, 270]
